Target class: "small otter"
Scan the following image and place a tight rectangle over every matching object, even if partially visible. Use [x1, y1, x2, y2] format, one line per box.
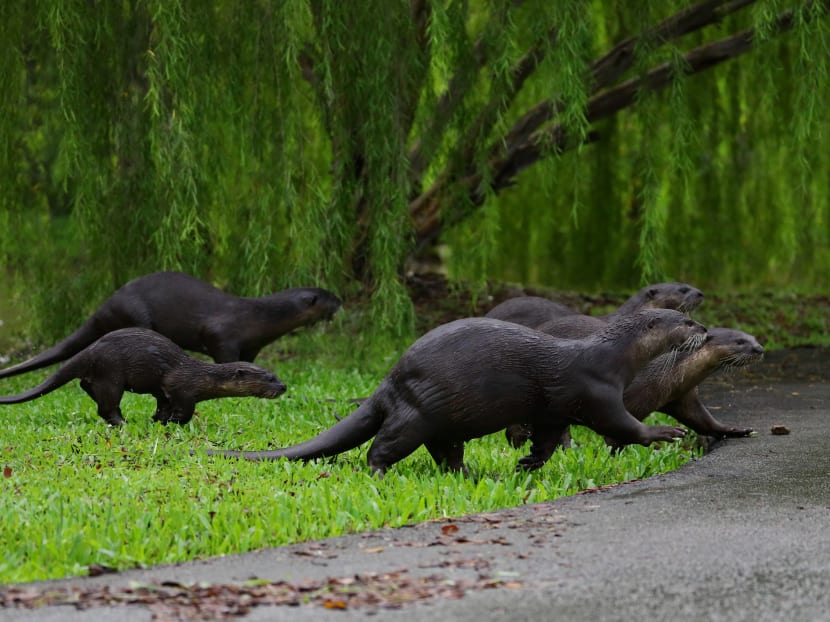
[0, 271, 341, 379]
[485, 282, 704, 330]
[0, 328, 287, 425]
[505, 327, 764, 449]
[206, 310, 706, 476]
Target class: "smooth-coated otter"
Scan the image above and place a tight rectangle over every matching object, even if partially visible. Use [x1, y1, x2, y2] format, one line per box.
[485, 282, 704, 330]
[0, 271, 341, 379]
[0, 328, 287, 425]
[505, 327, 764, 449]
[206, 309, 707, 476]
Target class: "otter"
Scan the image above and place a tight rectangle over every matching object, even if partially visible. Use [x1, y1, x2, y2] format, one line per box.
[485, 282, 704, 330]
[0, 272, 341, 380]
[505, 327, 764, 449]
[206, 309, 706, 476]
[0, 328, 287, 425]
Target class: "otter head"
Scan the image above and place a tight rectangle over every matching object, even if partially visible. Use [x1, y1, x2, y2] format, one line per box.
[640, 282, 705, 314]
[222, 363, 287, 398]
[636, 309, 708, 355]
[288, 287, 343, 324]
[703, 327, 764, 371]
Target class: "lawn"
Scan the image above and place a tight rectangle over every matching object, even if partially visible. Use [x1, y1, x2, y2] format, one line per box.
[0, 314, 699, 584]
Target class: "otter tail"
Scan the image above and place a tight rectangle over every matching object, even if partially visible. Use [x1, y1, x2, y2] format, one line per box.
[206, 398, 384, 462]
[0, 357, 82, 404]
[0, 318, 102, 380]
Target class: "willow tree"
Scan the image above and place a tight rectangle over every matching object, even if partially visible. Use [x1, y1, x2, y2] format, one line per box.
[0, 1, 827, 337]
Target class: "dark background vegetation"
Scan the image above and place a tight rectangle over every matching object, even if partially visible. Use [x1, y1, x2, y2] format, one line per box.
[0, 1, 827, 345]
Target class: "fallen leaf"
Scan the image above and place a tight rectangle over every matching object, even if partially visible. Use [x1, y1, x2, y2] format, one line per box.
[3, 466, 11, 478]
[87, 564, 118, 577]
[441, 524, 459, 536]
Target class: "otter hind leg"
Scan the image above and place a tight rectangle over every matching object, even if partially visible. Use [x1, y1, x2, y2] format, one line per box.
[365, 409, 432, 476]
[88, 382, 126, 426]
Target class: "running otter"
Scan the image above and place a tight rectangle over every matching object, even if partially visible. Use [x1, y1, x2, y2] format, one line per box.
[0, 271, 341, 379]
[0, 328, 287, 425]
[505, 327, 764, 449]
[485, 282, 703, 330]
[206, 309, 706, 475]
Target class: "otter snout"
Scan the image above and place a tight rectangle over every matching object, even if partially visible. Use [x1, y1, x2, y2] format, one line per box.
[678, 318, 707, 351]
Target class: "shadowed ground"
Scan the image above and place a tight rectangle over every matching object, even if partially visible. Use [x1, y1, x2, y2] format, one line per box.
[1, 347, 827, 621]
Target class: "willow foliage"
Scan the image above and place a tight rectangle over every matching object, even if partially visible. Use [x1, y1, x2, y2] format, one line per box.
[0, 1, 827, 338]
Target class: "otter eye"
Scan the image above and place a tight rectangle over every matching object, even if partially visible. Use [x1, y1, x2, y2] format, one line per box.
[309, 294, 319, 306]
[735, 338, 747, 345]
[679, 286, 689, 294]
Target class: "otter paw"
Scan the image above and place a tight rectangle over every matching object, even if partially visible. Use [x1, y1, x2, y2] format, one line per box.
[723, 426, 753, 438]
[516, 456, 545, 471]
[647, 425, 686, 443]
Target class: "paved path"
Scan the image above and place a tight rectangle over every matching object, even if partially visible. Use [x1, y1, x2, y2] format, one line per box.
[1, 348, 827, 621]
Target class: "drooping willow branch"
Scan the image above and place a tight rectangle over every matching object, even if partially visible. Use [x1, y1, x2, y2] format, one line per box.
[409, 0, 825, 249]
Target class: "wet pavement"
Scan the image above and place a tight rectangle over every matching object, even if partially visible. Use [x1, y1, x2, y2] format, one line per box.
[1, 347, 827, 621]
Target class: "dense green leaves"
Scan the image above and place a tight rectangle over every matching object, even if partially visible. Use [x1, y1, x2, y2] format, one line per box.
[1, 1, 828, 337]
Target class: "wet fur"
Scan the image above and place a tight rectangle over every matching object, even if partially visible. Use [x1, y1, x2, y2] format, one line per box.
[506, 327, 764, 449]
[0, 328, 287, 425]
[0, 271, 341, 379]
[207, 310, 706, 476]
[485, 282, 704, 330]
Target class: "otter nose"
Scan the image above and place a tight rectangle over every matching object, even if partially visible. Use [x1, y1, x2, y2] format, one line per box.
[753, 344, 764, 355]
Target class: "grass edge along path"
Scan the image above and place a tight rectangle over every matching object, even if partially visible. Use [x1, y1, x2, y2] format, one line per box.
[0, 324, 701, 585]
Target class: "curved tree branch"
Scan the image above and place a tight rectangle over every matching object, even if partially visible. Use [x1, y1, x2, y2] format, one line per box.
[502, 0, 759, 154]
[410, 0, 824, 249]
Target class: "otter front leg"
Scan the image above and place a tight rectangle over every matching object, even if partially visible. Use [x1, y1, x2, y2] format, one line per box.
[516, 423, 568, 471]
[202, 331, 243, 364]
[152, 395, 174, 423]
[582, 396, 685, 446]
[508, 423, 572, 451]
[425, 441, 468, 475]
[159, 400, 195, 425]
[664, 394, 753, 438]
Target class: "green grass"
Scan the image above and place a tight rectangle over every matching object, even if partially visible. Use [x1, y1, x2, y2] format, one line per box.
[0, 319, 700, 585]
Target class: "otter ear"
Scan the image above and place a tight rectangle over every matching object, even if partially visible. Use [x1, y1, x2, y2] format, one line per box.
[647, 288, 658, 299]
[647, 317, 657, 329]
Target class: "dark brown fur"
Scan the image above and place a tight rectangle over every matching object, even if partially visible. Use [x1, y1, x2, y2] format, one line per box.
[0, 271, 341, 379]
[485, 282, 703, 330]
[506, 327, 763, 449]
[0, 328, 287, 425]
[207, 310, 706, 476]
